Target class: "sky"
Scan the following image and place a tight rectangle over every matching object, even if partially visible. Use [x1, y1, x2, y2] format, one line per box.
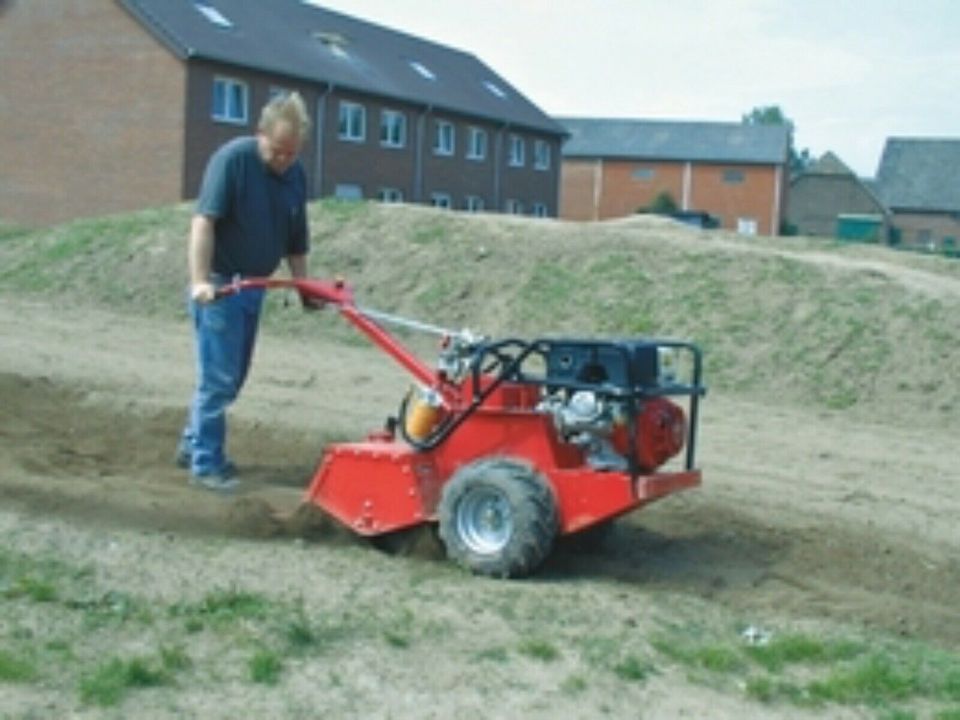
[313, 0, 959, 178]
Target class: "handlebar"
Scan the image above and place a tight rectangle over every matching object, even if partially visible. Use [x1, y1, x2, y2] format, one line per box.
[214, 276, 355, 305]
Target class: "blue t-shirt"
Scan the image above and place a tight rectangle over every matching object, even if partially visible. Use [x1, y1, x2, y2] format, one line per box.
[196, 136, 309, 277]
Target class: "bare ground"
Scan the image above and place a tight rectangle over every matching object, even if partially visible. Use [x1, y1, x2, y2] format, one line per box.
[1, 294, 959, 718]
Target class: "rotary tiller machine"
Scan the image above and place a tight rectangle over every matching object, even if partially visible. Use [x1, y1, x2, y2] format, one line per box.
[223, 276, 706, 578]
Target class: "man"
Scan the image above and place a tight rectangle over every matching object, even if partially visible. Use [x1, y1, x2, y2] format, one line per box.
[177, 91, 314, 492]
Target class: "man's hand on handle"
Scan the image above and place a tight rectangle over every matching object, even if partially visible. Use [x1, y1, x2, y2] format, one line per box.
[191, 281, 217, 304]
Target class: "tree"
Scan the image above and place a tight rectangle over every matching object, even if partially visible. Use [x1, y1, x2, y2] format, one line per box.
[637, 191, 678, 216]
[742, 104, 811, 175]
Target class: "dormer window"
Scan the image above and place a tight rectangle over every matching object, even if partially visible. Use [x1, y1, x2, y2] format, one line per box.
[483, 81, 507, 99]
[409, 61, 436, 81]
[194, 3, 233, 29]
[313, 31, 349, 59]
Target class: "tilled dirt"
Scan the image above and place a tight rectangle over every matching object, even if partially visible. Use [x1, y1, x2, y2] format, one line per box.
[2, 296, 958, 651]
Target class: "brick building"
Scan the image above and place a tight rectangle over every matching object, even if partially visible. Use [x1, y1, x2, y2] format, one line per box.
[558, 118, 790, 236]
[874, 138, 960, 252]
[787, 152, 889, 240]
[0, 0, 565, 226]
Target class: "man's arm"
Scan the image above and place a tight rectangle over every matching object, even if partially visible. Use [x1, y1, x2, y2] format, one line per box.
[189, 214, 217, 303]
[287, 253, 325, 309]
[286, 253, 309, 279]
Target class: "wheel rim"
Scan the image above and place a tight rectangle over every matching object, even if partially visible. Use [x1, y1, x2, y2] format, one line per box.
[456, 485, 513, 555]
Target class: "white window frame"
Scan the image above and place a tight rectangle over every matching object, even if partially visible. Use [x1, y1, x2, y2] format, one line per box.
[379, 187, 403, 203]
[434, 120, 455, 156]
[212, 76, 248, 125]
[532, 202, 548, 217]
[737, 217, 758, 235]
[533, 140, 551, 170]
[338, 101, 366, 142]
[505, 199, 524, 215]
[380, 109, 407, 149]
[508, 134, 525, 167]
[467, 127, 487, 161]
[431, 192, 452, 209]
[464, 195, 484, 212]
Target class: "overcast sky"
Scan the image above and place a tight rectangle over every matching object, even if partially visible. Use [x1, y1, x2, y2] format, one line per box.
[313, 0, 958, 177]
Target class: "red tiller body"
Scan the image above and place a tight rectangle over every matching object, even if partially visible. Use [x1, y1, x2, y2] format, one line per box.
[219, 276, 706, 574]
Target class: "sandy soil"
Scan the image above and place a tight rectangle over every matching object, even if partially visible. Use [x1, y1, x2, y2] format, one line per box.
[1, 294, 958, 718]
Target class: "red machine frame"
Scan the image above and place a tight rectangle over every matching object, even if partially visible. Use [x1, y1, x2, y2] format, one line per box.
[221, 277, 705, 574]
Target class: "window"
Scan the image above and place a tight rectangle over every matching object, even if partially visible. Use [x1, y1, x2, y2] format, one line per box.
[409, 61, 436, 81]
[532, 203, 548, 217]
[467, 127, 487, 160]
[312, 31, 349, 59]
[334, 184, 363, 200]
[737, 217, 758, 235]
[212, 77, 248, 124]
[632, 167, 655, 181]
[431, 192, 452, 209]
[533, 140, 550, 170]
[508, 135, 524, 167]
[434, 120, 454, 156]
[380, 110, 407, 148]
[483, 80, 507, 99]
[338, 101, 366, 142]
[723, 169, 745, 184]
[379, 187, 403, 203]
[464, 195, 484, 212]
[505, 199, 523, 215]
[195, 3, 233, 28]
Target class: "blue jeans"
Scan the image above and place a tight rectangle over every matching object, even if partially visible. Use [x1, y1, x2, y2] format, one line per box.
[180, 285, 264, 475]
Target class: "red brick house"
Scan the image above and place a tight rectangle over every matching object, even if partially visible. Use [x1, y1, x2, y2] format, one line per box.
[558, 118, 790, 236]
[0, 0, 565, 226]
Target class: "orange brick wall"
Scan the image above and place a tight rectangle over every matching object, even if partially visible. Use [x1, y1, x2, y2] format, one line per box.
[560, 158, 784, 235]
[0, 0, 186, 226]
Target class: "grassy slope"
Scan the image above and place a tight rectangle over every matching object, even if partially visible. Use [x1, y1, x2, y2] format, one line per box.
[1, 200, 958, 422]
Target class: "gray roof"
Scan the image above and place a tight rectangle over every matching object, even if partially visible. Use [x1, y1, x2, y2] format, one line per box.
[806, 151, 854, 176]
[874, 138, 960, 212]
[558, 117, 789, 164]
[119, 0, 564, 135]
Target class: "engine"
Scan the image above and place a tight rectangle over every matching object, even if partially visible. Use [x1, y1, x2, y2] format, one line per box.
[539, 390, 686, 472]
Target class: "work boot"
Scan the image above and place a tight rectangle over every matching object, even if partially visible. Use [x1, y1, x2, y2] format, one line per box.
[190, 462, 239, 493]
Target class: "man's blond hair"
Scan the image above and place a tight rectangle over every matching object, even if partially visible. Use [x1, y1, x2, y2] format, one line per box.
[259, 91, 311, 139]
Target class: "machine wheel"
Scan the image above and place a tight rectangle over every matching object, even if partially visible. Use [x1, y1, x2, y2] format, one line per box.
[438, 458, 559, 578]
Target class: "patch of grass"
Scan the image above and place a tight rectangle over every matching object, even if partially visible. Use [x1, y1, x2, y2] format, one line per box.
[653, 635, 744, 674]
[561, 674, 588, 695]
[745, 675, 807, 704]
[7, 575, 59, 603]
[79, 656, 171, 707]
[0, 649, 37, 683]
[518, 638, 560, 662]
[613, 655, 652, 682]
[746, 633, 864, 672]
[283, 609, 318, 652]
[249, 648, 283, 685]
[473, 646, 510, 664]
[807, 654, 920, 705]
[410, 223, 448, 246]
[159, 644, 192, 672]
[171, 587, 273, 629]
[71, 590, 153, 627]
